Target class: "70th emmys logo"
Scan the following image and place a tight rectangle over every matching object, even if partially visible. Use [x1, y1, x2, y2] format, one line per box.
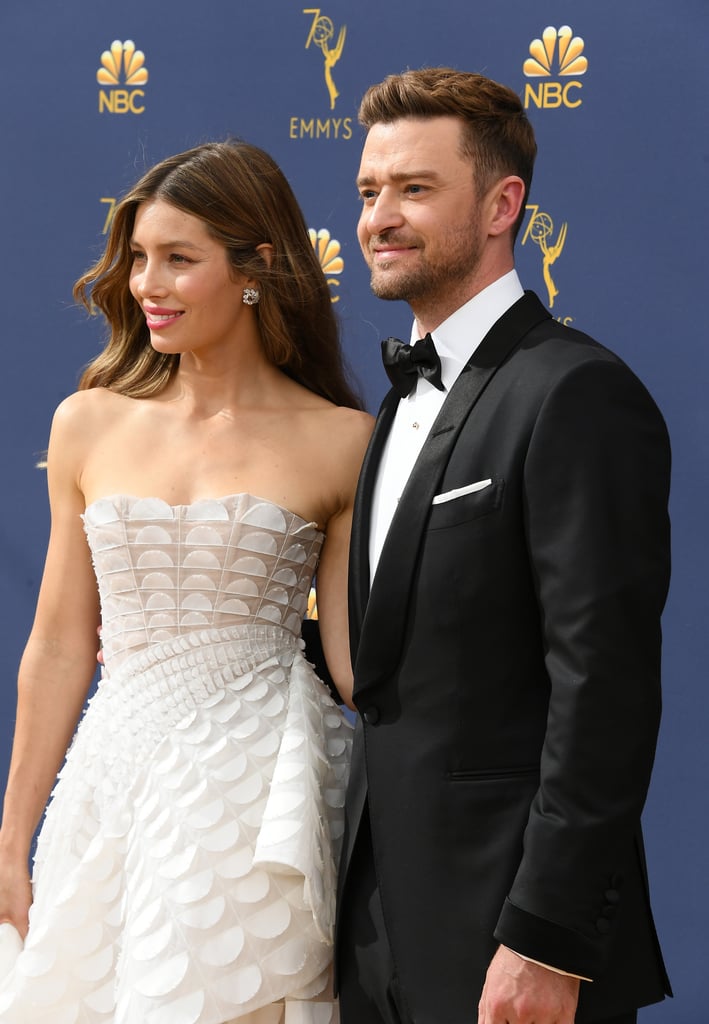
[303, 9, 346, 110]
[521, 205, 568, 310]
[290, 9, 352, 140]
[97, 40, 148, 114]
[523, 26, 587, 110]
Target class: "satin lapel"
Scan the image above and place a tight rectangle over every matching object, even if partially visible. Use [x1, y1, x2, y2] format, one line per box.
[353, 292, 551, 697]
[348, 389, 399, 651]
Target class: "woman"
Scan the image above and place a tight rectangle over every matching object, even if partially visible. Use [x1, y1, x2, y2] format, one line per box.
[0, 140, 372, 1023]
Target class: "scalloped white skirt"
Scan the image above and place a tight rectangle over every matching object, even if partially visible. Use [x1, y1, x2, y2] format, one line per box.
[0, 625, 351, 1023]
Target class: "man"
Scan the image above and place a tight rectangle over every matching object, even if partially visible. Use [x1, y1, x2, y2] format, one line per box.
[335, 68, 671, 1024]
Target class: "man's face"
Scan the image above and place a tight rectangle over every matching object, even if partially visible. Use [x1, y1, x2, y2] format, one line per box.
[356, 116, 488, 322]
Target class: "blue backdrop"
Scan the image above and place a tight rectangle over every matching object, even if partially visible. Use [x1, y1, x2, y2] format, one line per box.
[1, 3, 706, 1020]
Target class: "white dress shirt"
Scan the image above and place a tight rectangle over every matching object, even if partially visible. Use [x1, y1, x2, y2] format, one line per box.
[369, 270, 524, 575]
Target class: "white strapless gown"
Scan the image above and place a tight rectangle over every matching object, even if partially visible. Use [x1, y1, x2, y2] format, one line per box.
[0, 494, 352, 1023]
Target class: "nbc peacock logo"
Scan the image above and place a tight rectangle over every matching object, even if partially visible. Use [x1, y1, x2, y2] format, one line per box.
[97, 40, 148, 114]
[523, 26, 587, 110]
[309, 228, 344, 303]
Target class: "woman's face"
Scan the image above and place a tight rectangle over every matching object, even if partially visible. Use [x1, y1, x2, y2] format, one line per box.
[129, 199, 252, 357]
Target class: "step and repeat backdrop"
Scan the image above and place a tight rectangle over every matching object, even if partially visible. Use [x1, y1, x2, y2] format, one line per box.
[1, 2, 706, 1019]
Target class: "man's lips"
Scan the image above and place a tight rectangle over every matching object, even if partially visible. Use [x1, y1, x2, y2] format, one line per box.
[371, 243, 417, 261]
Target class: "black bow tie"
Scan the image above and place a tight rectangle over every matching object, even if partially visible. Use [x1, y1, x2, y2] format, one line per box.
[381, 334, 445, 398]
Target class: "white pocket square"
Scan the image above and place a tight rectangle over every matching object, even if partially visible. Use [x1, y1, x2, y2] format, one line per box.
[432, 479, 492, 505]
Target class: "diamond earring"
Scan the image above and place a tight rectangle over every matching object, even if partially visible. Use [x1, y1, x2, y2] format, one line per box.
[242, 287, 260, 306]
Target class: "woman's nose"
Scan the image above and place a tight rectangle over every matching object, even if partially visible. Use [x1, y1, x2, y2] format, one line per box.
[133, 259, 167, 298]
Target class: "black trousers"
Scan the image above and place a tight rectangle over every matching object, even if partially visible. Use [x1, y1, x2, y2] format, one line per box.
[337, 806, 403, 1024]
[337, 808, 638, 1024]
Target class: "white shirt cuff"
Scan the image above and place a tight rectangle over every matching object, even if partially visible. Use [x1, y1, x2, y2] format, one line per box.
[510, 949, 592, 982]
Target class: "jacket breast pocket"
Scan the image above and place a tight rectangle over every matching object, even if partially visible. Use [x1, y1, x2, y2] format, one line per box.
[427, 477, 504, 531]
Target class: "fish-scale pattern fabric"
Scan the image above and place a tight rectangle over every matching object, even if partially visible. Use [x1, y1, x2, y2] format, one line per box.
[0, 494, 351, 1023]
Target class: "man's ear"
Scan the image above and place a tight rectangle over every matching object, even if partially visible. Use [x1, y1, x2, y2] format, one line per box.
[487, 176, 526, 238]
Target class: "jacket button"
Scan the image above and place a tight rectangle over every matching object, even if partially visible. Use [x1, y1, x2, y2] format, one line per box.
[604, 889, 621, 905]
[363, 707, 380, 725]
[595, 917, 611, 934]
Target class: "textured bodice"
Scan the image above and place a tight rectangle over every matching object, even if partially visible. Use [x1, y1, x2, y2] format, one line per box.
[83, 493, 323, 671]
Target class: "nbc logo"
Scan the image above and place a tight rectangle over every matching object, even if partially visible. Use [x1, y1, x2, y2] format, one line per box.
[97, 40, 148, 114]
[523, 26, 587, 110]
[309, 228, 343, 302]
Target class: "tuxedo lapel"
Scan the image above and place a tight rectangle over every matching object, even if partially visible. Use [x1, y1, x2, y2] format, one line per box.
[352, 292, 550, 700]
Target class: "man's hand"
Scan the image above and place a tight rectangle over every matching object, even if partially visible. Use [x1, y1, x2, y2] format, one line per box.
[478, 944, 580, 1023]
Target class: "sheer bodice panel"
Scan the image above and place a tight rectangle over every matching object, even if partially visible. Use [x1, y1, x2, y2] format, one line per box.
[83, 494, 323, 672]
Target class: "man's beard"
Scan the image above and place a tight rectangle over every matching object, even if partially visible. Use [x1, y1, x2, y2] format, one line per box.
[368, 257, 431, 303]
[366, 224, 483, 306]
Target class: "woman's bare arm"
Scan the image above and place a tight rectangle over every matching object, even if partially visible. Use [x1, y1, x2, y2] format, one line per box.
[0, 398, 101, 933]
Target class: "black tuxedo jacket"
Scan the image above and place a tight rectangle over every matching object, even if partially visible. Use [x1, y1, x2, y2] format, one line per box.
[337, 292, 672, 1023]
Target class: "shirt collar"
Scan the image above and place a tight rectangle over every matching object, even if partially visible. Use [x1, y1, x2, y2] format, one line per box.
[409, 270, 524, 391]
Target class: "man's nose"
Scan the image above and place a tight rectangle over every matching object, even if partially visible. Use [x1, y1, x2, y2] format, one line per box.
[362, 189, 405, 235]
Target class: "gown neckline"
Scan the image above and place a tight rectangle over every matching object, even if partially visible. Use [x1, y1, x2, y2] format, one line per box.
[83, 492, 321, 531]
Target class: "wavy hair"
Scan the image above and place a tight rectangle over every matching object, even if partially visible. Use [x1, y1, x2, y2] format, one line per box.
[75, 140, 361, 407]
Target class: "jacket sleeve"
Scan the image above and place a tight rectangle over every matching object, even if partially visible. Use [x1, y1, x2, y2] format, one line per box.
[493, 355, 671, 979]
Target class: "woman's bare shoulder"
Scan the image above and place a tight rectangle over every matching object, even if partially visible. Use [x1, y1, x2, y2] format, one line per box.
[298, 402, 373, 468]
[324, 403, 375, 436]
[51, 388, 128, 434]
[47, 391, 136, 476]
[313, 405, 374, 501]
[285, 378, 374, 450]
[334, 405, 374, 453]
